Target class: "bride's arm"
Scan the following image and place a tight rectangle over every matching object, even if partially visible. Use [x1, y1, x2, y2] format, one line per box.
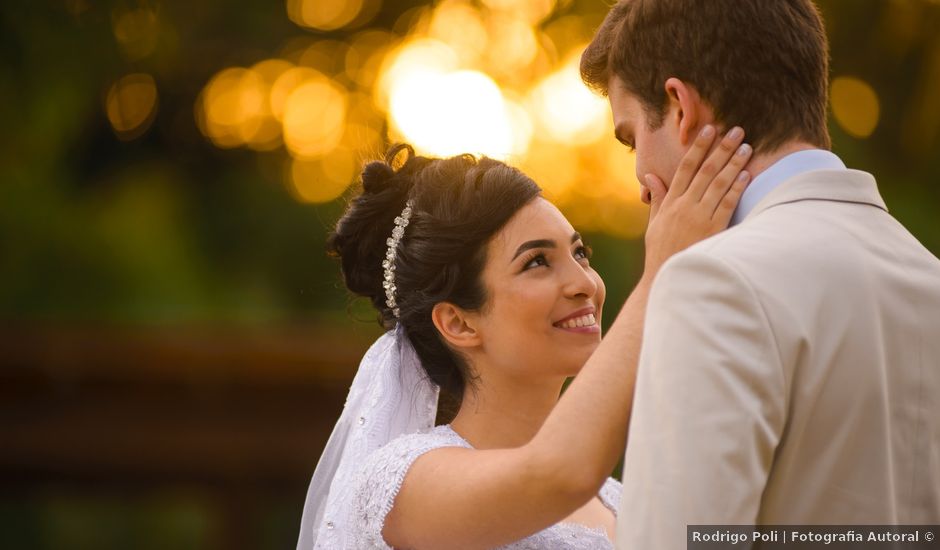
[530, 125, 754, 493]
[383, 126, 752, 550]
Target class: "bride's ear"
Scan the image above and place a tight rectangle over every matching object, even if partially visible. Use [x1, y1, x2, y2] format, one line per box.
[431, 302, 482, 350]
[664, 77, 710, 146]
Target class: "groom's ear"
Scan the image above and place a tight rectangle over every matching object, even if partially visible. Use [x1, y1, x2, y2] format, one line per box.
[664, 77, 709, 146]
[431, 302, 483, 350]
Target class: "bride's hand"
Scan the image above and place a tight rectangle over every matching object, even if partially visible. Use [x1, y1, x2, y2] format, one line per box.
[642, 125, 752, 275]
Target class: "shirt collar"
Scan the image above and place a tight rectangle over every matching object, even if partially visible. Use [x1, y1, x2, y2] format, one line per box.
[730, 149, 847, 226]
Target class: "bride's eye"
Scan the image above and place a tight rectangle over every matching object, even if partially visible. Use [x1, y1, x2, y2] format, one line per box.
[522, 253, 549, 271]
[574, 244, 593, 262]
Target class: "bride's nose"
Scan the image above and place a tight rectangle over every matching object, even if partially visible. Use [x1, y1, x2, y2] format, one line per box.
[561, 260, 598, 299]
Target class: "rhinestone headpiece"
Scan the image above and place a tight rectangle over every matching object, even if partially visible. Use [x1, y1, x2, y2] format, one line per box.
[382, 200, 414, 318]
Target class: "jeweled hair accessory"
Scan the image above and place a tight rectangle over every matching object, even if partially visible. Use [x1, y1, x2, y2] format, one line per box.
[383, 200, 414, 318]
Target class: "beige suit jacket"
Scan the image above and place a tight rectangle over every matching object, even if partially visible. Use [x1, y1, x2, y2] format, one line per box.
[617, 169, 940, 549]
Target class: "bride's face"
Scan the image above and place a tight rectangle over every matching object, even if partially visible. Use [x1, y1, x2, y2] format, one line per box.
[472, 197, 606, 378]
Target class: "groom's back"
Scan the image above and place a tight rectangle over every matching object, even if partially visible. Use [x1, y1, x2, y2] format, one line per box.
[702, 168, 940, 523]
[621, 167, 940, 549]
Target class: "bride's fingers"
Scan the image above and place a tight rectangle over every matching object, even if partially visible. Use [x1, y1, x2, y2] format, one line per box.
[700, 142, 752, 213]
[668, 125, 717, 198]
[712, 169, 751, 225]
[685, 127, 745, 202]
[644, 174, 668, 220]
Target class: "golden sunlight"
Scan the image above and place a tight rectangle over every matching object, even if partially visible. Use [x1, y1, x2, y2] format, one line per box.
[388, 69, 518, 159]
[192, 0, 655, 238]
[375, 38, 459, 111]
[527, 51, 610, 144]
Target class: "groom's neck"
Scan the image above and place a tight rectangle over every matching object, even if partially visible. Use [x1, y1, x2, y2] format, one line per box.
[742, 140, 822, 180]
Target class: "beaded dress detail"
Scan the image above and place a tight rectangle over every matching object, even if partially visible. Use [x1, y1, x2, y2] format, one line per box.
[345, 424, 621, 549]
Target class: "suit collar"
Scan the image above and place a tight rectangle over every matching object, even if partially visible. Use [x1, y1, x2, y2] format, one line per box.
[731, 150, 847, 225]
[744, 169, 888, 222]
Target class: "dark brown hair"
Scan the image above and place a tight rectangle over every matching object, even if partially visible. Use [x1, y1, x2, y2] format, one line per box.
[328, 145, 541, 422]
[581, 0, 832, 153]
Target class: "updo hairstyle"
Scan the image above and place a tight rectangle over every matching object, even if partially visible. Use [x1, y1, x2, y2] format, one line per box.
[327, 144, 542, 421]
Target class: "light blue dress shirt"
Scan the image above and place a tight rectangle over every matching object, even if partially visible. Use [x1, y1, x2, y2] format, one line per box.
[730, 149, 847, 226]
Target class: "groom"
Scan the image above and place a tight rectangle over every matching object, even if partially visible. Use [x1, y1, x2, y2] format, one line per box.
[581, 0, 940, 548]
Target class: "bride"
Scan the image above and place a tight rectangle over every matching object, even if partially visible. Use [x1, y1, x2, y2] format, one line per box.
[299, 125, 752, 549]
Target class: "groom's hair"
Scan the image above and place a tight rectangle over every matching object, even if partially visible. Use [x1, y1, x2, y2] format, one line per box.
[581, 0, 831, 153]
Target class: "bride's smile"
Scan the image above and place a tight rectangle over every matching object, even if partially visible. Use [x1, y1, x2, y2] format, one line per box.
[553, 307, 599, 332]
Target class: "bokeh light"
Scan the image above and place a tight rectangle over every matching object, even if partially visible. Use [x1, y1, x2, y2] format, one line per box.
[112, 6, 160, 61]
[197, 67, 267, 148]
[191, 0, 930, 240]
[520, 141, 580, 199]
[388, 69, 517, 159]
[297, 40, 349, 75]
[527, 51, 610, 144]
[289, 147, 358, 204]
[427, 2, 488, 67]
[481, 0, 556, 25]
[286, 0, 380, 31]
[375, 38, 460, 111]
[270, 66, 321, 121]
[483, 14, 541, 77]
[106, 73, 159, 140]
[831, 76, 881, 139]
[282, 74, 348, 158]
[194, 0, 665, 234]
[345, 30, 398, 88]
[247, 59, 294, 150]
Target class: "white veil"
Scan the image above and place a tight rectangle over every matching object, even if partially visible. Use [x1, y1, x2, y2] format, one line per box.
[296, 325, 439, 549]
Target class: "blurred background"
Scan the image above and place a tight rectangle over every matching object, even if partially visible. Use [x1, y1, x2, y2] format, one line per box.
[1, 0, 938, 548]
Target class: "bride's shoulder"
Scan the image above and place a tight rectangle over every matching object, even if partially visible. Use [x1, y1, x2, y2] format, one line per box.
[369, 424, 470, 463]
[347, 424, 472, 542]
[399, 424, 470, 447]
[356, 424, 472, 484]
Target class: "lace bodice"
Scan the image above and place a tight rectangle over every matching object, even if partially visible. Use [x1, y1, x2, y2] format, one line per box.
[343, 424, 621, 549]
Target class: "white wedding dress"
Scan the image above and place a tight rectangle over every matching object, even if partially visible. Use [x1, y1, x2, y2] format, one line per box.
[297, 330, 621, 549]
[343, 424, 622, 549]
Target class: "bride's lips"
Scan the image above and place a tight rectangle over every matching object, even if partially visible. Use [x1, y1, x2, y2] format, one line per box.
[553, 306, 600, 334]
